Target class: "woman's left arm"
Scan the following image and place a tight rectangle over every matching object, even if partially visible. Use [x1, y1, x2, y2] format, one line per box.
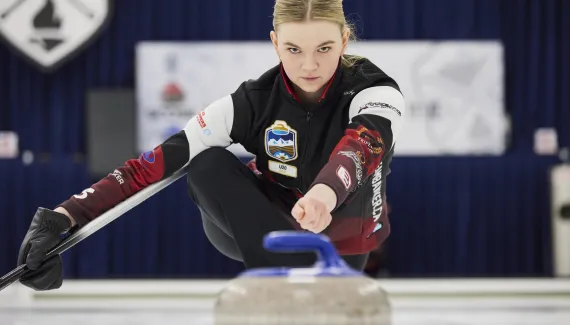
[308, 85, 406, 211]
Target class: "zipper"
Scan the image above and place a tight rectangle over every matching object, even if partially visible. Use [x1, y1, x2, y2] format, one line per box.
[299, 111, 313, 193]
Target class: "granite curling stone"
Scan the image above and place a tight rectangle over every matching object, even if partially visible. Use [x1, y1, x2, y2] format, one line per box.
[213, 231, 391, 325]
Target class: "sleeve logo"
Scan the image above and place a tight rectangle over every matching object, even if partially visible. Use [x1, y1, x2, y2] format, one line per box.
[358, 102, 402, 116]
[336, 165, 352, 190]
[142, 150, 155, 163]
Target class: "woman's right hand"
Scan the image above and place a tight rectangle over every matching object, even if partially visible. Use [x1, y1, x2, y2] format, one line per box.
[17, 208, 73, 291]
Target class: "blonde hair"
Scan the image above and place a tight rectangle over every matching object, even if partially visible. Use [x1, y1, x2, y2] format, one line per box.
[272, 0, 364, 69]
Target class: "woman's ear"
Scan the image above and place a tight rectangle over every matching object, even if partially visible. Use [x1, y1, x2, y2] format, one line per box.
[270, 30, 281, 62]
[341, 28, 350, 56]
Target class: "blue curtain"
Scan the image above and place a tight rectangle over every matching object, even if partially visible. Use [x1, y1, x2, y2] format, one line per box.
[0, 0, 568, 278]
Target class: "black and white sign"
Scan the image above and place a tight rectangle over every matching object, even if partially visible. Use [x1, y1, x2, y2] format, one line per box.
[0, 0, 112, 71]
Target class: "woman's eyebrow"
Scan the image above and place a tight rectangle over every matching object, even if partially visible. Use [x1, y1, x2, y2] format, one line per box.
[283, 40, 336, 48]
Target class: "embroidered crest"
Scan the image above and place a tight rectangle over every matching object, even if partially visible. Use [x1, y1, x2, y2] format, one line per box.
[265, 120, 298, 163]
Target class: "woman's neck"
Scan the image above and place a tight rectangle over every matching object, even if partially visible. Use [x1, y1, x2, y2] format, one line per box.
[293, 83, 327, 106]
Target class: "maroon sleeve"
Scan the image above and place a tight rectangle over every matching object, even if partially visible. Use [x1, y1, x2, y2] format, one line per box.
[310, 115, 393, 210]
[57, 131, 189, 227]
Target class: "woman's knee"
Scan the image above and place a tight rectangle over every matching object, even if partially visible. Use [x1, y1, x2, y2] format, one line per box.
[187, 147, 242, 191]
[189, 147, 236, 177]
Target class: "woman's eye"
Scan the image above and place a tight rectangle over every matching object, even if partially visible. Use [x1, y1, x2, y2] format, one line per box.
[288, 48, 300, 54]
[318, 47, 331, 53]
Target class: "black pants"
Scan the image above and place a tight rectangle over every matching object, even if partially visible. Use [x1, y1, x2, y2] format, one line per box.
[187, 147, 369, 271]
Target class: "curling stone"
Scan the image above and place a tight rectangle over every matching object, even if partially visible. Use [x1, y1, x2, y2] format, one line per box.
[213, 231, 391, 325]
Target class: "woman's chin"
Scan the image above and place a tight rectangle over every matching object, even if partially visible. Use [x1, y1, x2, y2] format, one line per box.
[296, 80, 325, 93]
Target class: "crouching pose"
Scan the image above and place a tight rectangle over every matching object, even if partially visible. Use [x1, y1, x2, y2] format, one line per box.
[17, 0, 406, 290]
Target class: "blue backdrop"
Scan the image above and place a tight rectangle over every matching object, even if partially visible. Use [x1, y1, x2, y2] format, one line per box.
[0, 0, 568, 278]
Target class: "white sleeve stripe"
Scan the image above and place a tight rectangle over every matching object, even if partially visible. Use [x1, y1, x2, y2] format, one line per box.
[348, 86, 406, 145]
[183, 95, 234, 164]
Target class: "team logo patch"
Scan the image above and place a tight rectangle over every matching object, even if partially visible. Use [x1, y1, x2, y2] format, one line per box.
[142, 150, 155, 163]
[265, 120, 298, 163]
[0, 0, 113, 72]
[355, 125, 385, 156]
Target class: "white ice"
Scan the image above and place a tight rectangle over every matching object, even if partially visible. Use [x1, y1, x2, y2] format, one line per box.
[1, 295, 569, 325]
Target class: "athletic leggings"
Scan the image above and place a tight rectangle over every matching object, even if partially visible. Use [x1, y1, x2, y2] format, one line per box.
[187, 147, 369, 271]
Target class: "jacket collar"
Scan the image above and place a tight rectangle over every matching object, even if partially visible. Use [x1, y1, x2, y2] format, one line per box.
[279, 59, 343, 104]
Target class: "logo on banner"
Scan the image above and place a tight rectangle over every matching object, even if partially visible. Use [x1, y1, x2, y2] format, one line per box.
[162, 126, 181, 139]
[411, 46, 506, 154]
[162, 82, 184, 103]
[161, 53, 185, 103]
[0, 0, 113, 71]
[265, 120, 298, 163]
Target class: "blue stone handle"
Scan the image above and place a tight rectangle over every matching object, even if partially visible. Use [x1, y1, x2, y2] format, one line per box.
[263, 231, 346, 269]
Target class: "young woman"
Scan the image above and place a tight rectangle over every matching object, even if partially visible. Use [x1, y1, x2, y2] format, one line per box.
[17, 0, 406, 290]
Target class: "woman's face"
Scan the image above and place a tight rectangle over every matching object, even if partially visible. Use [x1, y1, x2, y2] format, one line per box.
[271, 20, 348, 95]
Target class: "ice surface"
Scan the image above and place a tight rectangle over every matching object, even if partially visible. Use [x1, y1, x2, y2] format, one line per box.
[2, 296, 569, 325]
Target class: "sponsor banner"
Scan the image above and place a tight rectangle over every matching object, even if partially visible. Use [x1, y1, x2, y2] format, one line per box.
[136, 41, 507, 156]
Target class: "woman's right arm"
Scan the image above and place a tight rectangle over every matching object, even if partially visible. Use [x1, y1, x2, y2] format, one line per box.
[57, 94, 245, 227]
